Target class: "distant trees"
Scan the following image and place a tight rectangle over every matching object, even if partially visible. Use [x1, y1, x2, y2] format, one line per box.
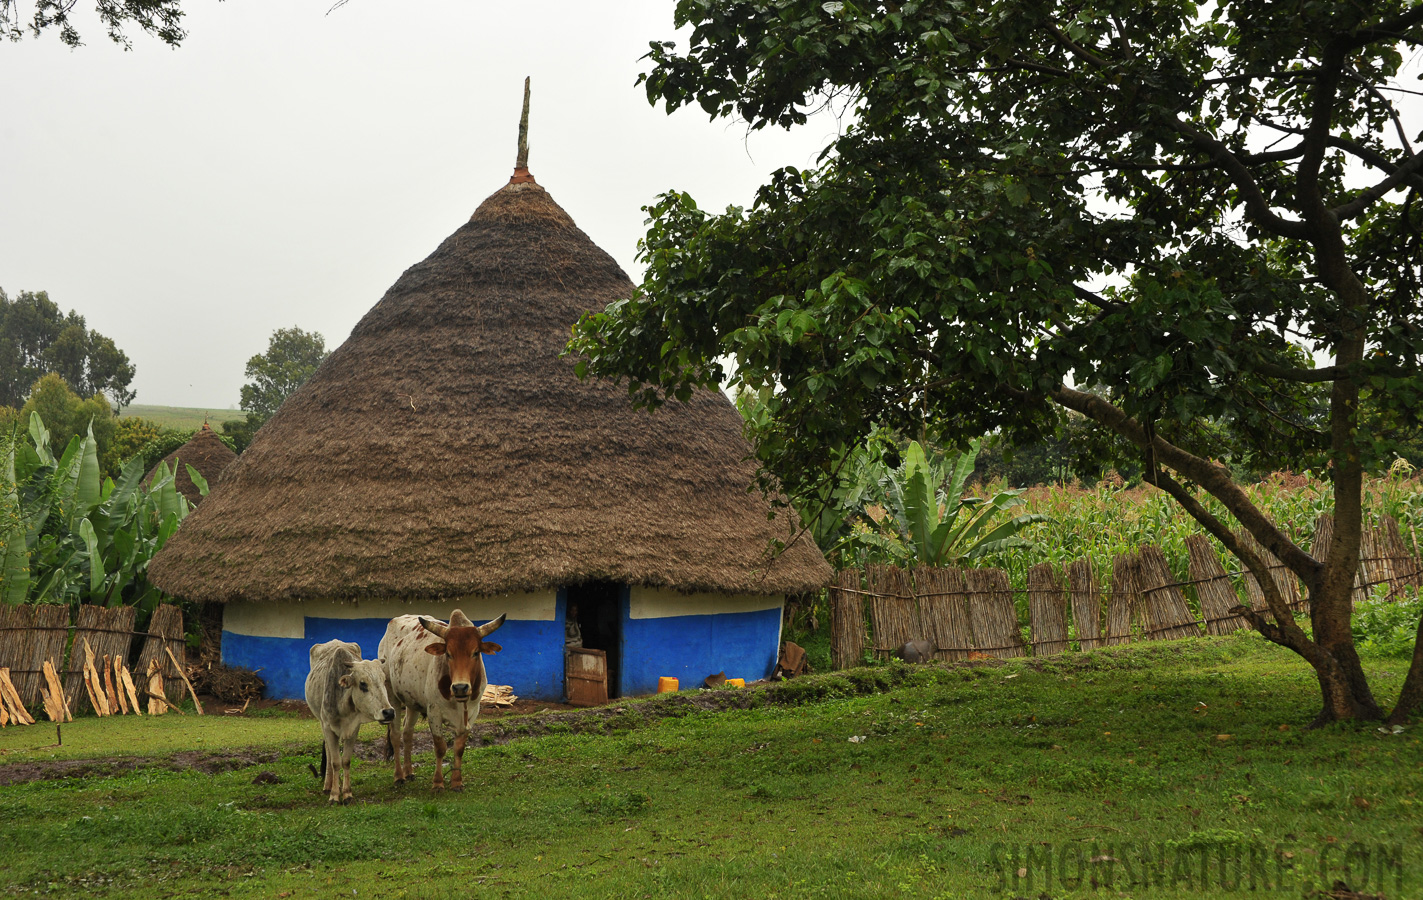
[18, 373, 117, 472]
[226, 327, 329, 447]
[0, 289, 136, 411]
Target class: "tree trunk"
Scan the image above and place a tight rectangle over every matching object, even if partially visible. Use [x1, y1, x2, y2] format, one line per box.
[1386, 610, 1423, 725]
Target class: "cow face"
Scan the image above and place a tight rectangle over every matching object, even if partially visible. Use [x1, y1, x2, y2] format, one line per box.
[419, 612, 506, 702]
[339, 657, 395, 724]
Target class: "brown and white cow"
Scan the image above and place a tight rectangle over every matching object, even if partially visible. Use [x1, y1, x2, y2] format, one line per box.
[305, 640, 396, 804]
[379, 610, 505, 791]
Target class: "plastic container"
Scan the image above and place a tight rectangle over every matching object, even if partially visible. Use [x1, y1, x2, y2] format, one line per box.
[657, 676, 679, 693]
[726, 678, 745, 688]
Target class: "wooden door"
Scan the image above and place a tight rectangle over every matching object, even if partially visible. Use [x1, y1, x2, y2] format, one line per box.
[565, 647, 608, 707]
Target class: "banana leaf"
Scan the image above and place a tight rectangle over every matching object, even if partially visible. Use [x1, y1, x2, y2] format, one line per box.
[1, 442, 30, 604]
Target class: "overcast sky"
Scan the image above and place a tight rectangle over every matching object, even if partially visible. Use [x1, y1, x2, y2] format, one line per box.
[1, 1, 839, 411]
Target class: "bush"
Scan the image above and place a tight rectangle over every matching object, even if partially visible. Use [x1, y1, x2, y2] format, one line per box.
[1352, 590, 1421, 657]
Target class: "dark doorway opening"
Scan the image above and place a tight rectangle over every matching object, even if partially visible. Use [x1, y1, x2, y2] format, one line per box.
[567, 581, 623, 699]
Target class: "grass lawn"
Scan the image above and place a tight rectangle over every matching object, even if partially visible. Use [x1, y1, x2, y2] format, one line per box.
[0, 636, 1418, 898]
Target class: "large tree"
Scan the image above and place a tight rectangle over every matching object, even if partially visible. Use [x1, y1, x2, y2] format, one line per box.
[239, 327, 329, 427]
[570, 0, 1423, 725]
[0, 289, 136, 411]
[1, 0, 184, 47]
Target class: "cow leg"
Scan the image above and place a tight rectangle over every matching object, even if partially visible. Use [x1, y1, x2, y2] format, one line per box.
[449, 731, 469, 791]
[339, 730, 357, 803]
[388, 707, 406, 784]
[322, 726, 342, 803]
[401, 707, 417, 782]
[431, 730, 448, 790]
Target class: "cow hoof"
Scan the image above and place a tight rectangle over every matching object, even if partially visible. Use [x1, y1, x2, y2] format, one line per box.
[450, 784, 464, 792]
[341, 797, 352, 806]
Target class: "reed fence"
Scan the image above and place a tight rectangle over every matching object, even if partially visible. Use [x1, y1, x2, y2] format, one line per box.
[0, 603, 185, 709]
[830, 514, 1422, 668]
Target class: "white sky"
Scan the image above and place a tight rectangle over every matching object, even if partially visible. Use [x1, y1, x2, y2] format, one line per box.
[0, 1, 838, 410]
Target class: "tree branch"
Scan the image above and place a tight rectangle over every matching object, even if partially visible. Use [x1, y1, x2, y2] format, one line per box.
[1166, 119, 1312, 239]
[1332, 152, 1423, 220]
[1048, 383, 1322, 580]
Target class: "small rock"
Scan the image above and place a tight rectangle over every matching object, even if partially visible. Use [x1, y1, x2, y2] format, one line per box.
[251, 771, 283, 785]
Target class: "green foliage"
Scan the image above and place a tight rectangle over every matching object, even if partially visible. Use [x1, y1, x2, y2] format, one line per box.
[1352, 592, 1422, 658]
[239, 327, 329, 422]
[17, 373, 117, 474]
[217, 414, 258, 454]
[0, 0, 185, 48]
[848, 439, 1047, 568]
[0, 411, 194, 616]
[109, 416, 163, 475]
[0, 289, 136, 410]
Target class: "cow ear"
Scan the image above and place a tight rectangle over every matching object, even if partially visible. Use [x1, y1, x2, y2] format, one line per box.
[481, 641, 502, 655]
[339, 674, 352, 687]
[424, 642, 447, 656]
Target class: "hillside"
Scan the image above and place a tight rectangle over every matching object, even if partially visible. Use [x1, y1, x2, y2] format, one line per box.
[120, 404, 238, 431]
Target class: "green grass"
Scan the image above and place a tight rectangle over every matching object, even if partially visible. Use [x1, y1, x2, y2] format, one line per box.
[119, 404, 237, 431]
[1, 637, 1419, 898]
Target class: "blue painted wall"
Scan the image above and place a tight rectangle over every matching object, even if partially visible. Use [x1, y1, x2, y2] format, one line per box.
[222, 592, 782, 701]
[620, 604, 781, 695]
[223, 613, 564, 702]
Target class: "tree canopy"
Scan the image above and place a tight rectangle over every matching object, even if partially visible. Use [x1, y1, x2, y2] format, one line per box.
[239, 327, 329, 426]
[1, 0, 184, 48]
[570, 0, 1423, 724]
[0, 289, 136, 411]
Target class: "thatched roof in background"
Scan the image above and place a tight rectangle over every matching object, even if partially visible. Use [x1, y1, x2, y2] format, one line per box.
[148, 177, 831, 604]
[145, 423, 237, 507]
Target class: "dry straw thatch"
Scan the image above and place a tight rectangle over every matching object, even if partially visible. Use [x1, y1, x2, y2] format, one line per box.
[149, 176, 830, 603]
[145, 423, 237, 507]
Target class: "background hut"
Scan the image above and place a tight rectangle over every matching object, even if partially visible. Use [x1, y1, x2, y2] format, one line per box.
[145, 422, 237, 507]
[149, 138, 832, 701]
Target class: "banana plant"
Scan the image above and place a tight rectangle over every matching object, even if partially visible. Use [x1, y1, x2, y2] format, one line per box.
[851, 440, 1048, 567]
[0, 412, 200, 616]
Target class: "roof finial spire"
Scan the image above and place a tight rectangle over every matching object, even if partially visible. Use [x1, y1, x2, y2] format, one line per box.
[510, 76, 536, 185]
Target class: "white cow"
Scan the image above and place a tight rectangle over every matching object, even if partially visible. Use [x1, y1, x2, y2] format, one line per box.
[379, 610, 505, 791]
[305, 640, 396, 804]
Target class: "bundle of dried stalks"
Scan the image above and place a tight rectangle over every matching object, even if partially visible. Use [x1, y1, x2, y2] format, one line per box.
[866, 565, 917, 658]
[964, 568, 1025, 658]
[135, 605, 185, 702]
[1027, 563, 1068, 655]
[1310, 515, 1368, 605]
[913, 565, 974, 660]
[830, 569, 865, 670]
[0, 605, 70, 705]
[63, 606, 136, 714]
[1237, 530, 1303, 618]
[1105, 553, 1138, 646]
[1136, 545, 1201, 640]
[1066, 558, 1103, 651]
[1186, 535, 1245, 635]
[1381, 516, 1422, 591]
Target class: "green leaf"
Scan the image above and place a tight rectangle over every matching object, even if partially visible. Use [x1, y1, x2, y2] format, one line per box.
[1, 442, 31, 605]
[185, 464, 210, 498]
[76, 422, 102, 516]
[79, 517, 104, 595]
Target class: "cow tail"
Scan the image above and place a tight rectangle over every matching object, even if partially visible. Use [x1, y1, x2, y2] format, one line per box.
[316, 741, 327, 781]
[384, 728, 394, 761]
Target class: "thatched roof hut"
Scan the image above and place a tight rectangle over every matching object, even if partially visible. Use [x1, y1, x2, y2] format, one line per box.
[148, 171, 829, 608]
[145, 422, 237, 507]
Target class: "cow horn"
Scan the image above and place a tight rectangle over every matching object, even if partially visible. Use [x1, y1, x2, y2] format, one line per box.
[418, 616, 449, 638]
[478, 614, 507, 637]
[448, 609, 474, 628]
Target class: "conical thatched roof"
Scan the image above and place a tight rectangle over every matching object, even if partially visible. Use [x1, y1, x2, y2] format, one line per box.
[145, 422, 237, 507]
[148, 177, 831, 604]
